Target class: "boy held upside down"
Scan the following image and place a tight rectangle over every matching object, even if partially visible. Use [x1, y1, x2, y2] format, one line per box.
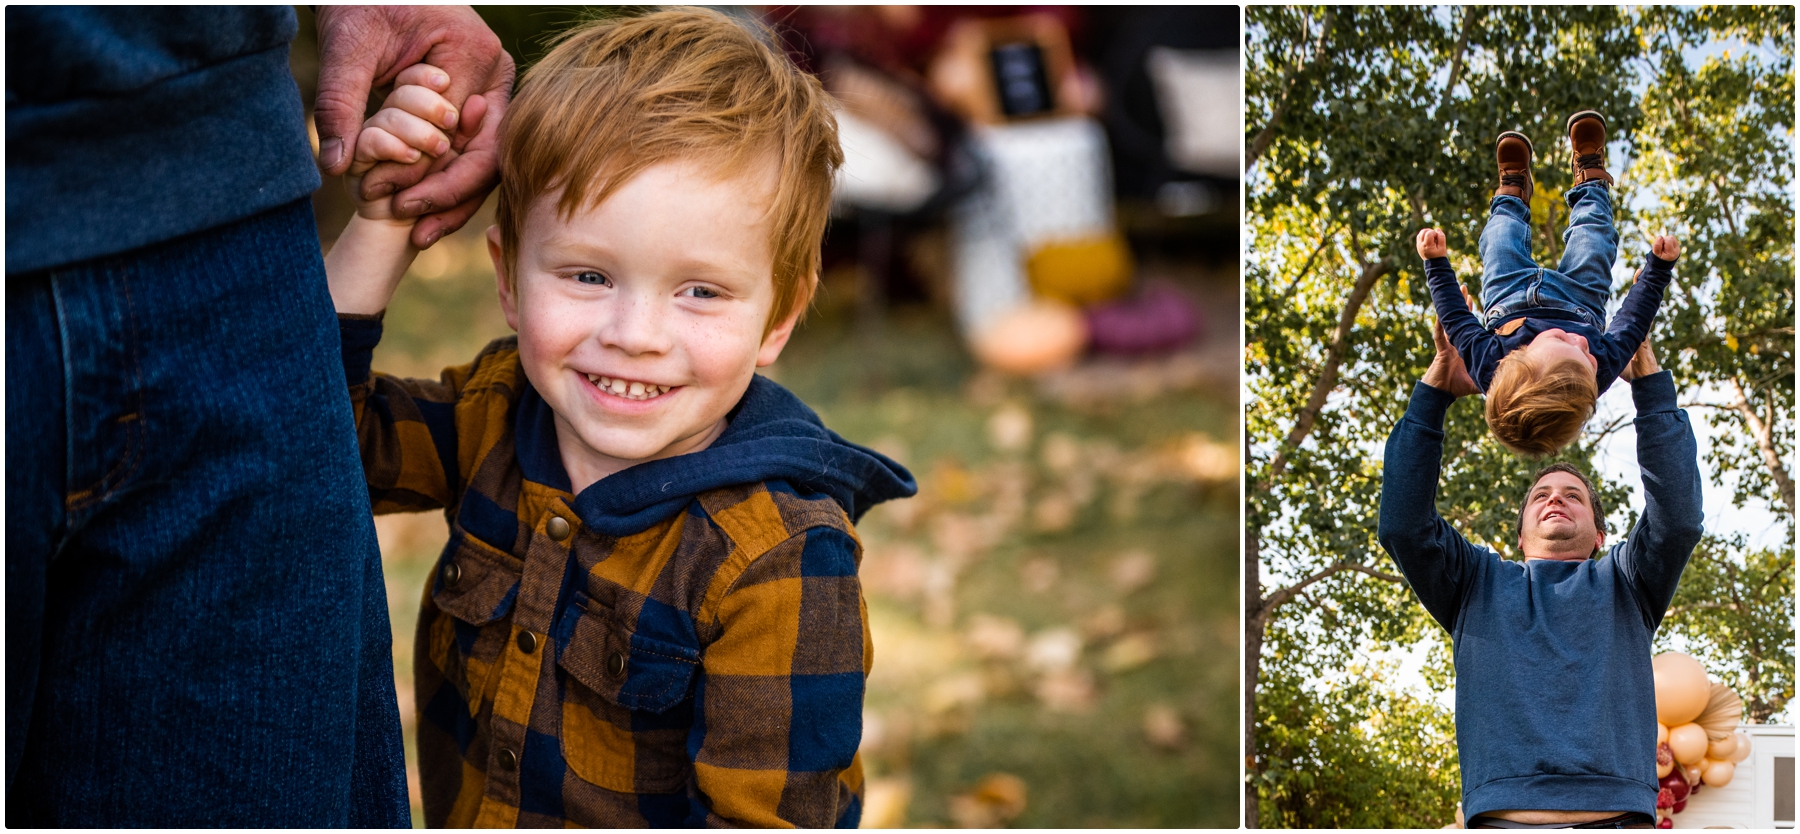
[1416, 111, 1679, 457]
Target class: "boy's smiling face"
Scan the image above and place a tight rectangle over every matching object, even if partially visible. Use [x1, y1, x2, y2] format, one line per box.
[488, 156, 799, 492]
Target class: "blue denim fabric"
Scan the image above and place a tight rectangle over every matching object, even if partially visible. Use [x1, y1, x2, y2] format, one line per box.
[5, 199, 409, 826]
[1477, 181, 1619, 328]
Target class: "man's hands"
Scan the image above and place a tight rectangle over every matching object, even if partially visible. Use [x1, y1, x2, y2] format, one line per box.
[1620, 336, 1661, 382]
[315, 6, 515, 248]
[1416, 227, 1448, 260]
[1423, 317, 1480, 398]
[1653, 234, 1681, 262]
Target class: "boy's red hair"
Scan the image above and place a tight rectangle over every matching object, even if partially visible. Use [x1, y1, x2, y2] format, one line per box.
[495, 8, 842, 336]
[1485, 352, 1598, 458]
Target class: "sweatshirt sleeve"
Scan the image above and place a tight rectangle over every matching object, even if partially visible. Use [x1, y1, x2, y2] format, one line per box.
[1377, 381, 1487, 634]
[1595, 254, 1677, 392]
[340, 313, 466, 514]
[687, 526, 868, 828]
[1425, 257, 1502, 391]
[1610, 371, 1704, 629]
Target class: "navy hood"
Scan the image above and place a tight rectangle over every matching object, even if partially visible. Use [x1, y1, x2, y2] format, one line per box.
[516, 374, 916, 536]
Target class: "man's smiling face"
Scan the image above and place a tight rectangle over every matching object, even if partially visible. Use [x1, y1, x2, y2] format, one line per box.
[1516, 470, 1605, 561]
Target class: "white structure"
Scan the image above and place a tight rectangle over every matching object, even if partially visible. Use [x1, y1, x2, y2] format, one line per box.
[949, 117, 1115, 337]
[1673, 724, 1794, 829]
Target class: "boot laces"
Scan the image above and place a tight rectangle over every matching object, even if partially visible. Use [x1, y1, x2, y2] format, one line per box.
[1500, 171, 1528, 188]
[1576, 152, 1606, 171]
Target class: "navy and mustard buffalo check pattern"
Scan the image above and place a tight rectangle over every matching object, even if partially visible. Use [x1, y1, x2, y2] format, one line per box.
[341, 317, 869, 827]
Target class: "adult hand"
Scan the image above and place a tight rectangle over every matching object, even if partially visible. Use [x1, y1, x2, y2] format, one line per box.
[315, 6, 515, 248]
[1620, 336, 1661, 381]
[1423, 317, 1479, 398]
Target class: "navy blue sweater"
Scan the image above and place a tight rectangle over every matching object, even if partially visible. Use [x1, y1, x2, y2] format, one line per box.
[1377, 372, 1703, 819]
[6, 7, 318, 274]
[1426, 255, 1677, 394]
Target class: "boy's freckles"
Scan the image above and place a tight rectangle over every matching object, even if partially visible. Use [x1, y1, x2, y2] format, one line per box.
[490, 156, 793, 492]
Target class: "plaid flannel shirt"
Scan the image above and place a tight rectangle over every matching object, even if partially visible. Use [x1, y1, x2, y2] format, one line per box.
[341, 317, 870, 827]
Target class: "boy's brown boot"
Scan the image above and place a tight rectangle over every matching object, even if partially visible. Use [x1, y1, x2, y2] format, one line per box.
[1567, 110, 1613, 186]
[1495, 131, 1534, 203]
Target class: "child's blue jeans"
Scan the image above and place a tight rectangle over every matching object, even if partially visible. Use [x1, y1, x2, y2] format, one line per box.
[1477, 181, 1618, 328]
[5, 199, 409, 826]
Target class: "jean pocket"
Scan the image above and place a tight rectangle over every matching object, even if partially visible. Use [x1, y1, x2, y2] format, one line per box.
[558, 591, 699, 793]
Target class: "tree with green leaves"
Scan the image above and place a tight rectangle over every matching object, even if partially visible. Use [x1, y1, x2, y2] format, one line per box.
[1245, 6, 1792, 828]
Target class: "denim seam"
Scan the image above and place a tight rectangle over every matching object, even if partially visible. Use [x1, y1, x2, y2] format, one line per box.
[63, 267, 147, 514]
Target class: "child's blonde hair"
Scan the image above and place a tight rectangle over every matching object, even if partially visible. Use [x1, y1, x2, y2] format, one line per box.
[495, 8, 842, 336]
[1484, 352, 1598, 458]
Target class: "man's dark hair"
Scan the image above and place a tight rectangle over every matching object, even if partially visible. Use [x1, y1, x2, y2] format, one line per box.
[1515, 462, 1606, 547]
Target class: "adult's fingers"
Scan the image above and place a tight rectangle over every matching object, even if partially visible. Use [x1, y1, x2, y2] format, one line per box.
[314, 7, 404, 176]
[410, 192, 488, 250]
[392, 86, 505, 223]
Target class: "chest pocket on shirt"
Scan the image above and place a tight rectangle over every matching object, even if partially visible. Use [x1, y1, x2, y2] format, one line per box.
[557, 589, 700, 793]
[427, 530, 523, 713]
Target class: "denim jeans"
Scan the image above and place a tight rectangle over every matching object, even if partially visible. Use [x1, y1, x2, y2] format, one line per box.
[1477, 181, 1618, 328]
[5, 199, 409, 826]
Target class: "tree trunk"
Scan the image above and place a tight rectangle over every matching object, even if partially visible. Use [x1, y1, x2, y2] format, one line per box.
[1244, 521, 1262, 828]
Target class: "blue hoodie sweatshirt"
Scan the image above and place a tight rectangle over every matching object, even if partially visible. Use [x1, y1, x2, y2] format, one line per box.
[1376, 372, 1703, 820]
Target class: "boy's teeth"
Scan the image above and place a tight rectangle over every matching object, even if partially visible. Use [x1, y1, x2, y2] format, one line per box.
[585, 373, 668, 400]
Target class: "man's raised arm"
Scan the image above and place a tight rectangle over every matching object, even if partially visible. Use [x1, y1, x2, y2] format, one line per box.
[1377, 318, 1486, 633]
[1611, 340, 1704, 629]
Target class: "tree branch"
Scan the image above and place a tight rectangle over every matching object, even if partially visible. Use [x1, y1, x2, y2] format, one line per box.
[1245, 8, 1332, 172]
[1255, 559, 1406, 625]
[1728, 377, 1795, 514]
[1262, 256, 1392, 488]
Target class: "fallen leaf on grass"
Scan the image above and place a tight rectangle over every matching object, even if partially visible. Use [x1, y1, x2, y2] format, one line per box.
[1034, 667, 1098, 713]
[1109, 550, 1158, 593]
[1020, 556, 1060, 594]
[1143, 703, 1186, 750]
[1102, 631, 1160, 672]
[948, 773, 1028, 827]
[863, 777, 913, 828]
[965, 614, 1026, 660]
[987, 404, 1033, 452]
[1025, 628, 1082, 672]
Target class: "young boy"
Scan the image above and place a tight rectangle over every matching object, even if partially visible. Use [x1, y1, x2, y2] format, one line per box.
[1415, 111, 1680, 457]
[323, 10, 915, 828]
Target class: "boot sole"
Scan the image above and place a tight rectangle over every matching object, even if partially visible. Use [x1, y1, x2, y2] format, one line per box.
[1496, 130, 1535, 158]
[1565, 110, 1606, 133]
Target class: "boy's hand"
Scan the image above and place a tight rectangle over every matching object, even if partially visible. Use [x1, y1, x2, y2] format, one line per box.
[1653, 234, 1680, 262]
[1423, 316, 1480, 398]
[1416, 227, 1448, 259]
[348, 64, 474, 225]
[1621, 336, 1662, 381]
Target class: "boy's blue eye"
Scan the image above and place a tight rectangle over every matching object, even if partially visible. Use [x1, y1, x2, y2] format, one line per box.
[575, 271, 610, 286]
[683, 286, 719, 299]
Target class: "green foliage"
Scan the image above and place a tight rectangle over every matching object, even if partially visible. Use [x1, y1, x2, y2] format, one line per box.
[1256, 666, 1461, 829]
[1659, 536, 1795, 722]
[1247, 6, 1792, 826]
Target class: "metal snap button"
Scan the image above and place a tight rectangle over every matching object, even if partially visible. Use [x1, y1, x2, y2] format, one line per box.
[496, 748, 517, 770]
[607, 651, 627, 678]
[517, 630, 538, 654]
[440, 561, 461, 588]
[546, 516, 571, 541]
